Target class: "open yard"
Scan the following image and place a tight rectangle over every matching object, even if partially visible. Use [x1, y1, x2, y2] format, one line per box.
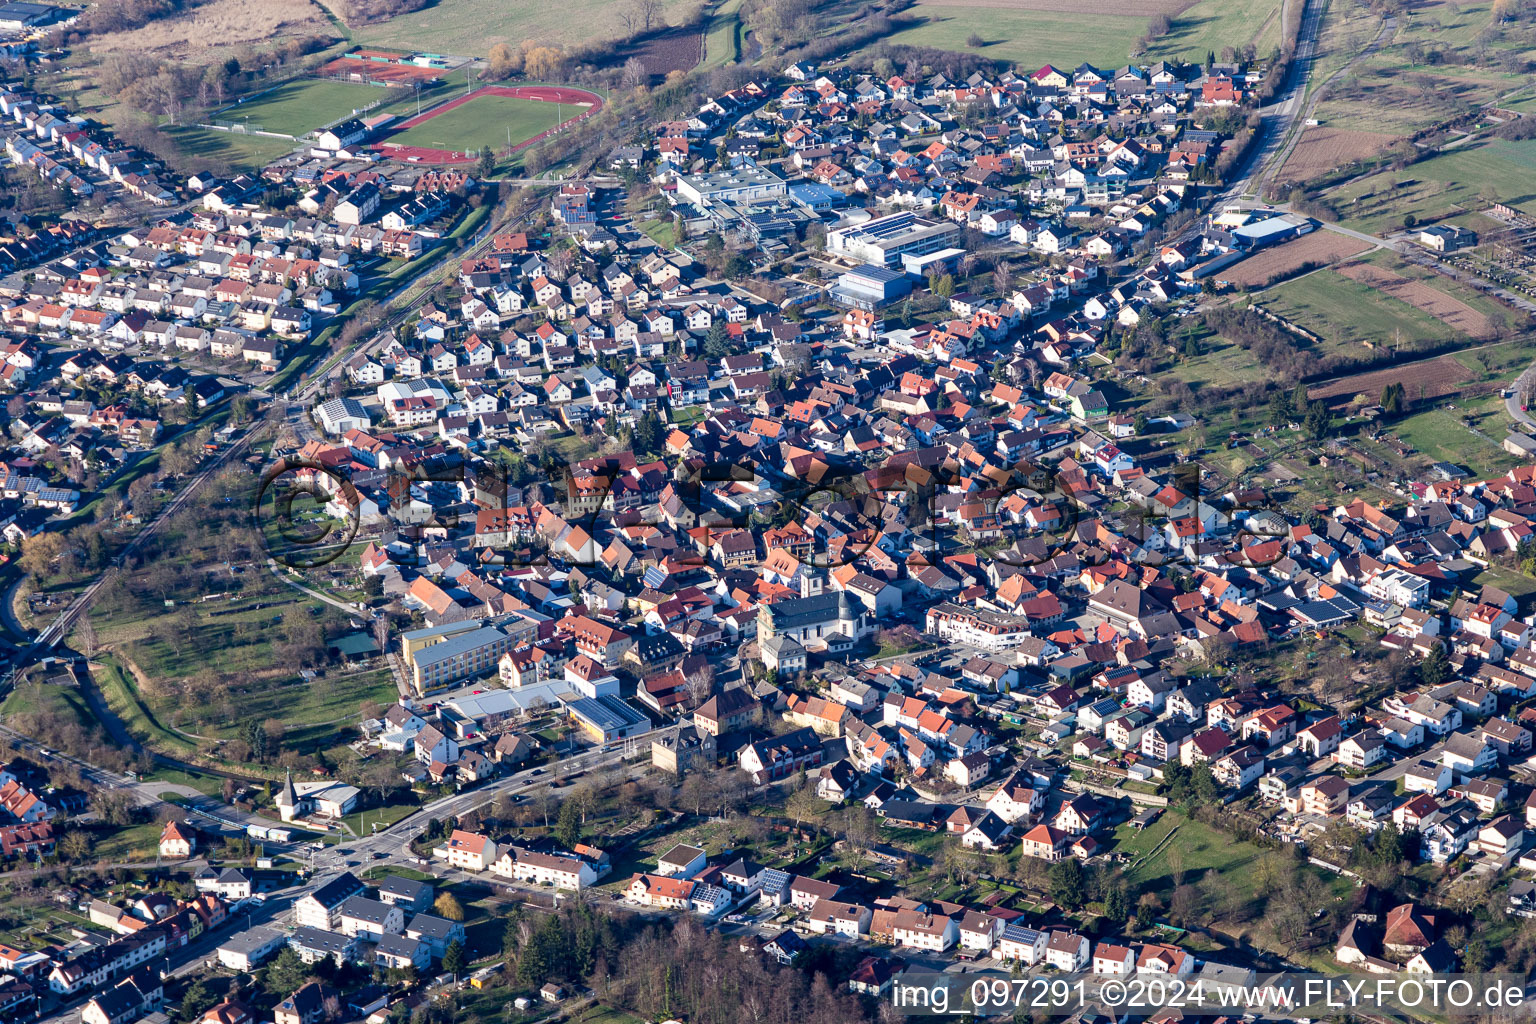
[1222, 231, 1372, 288]
[348, 0, 700, 55]
[211, 79, 390, 136]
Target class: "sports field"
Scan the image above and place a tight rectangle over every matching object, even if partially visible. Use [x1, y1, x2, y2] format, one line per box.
[382, 85, 601, 163]
[213, 79, 387, 136]
[393, 94, 562, 153]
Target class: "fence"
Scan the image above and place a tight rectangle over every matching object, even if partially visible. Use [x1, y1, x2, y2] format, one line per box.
[198, 121, 298, 141]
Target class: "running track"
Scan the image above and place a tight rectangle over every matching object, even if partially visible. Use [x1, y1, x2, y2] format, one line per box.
[377, 85, 603, 164]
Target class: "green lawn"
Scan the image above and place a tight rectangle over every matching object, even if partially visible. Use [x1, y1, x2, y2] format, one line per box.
[701, 0, 744, 69]
[211, 79, 389, 135]
[1384, 392, 1522, 477]
[160, 125, 298, 173]
[0, 681, 94, 729]
[1474, 564, 1536, 613]
[393, 94, 563, 155]
[638, 217, 677, 249]
[1116, 811, 1350, 913]
[341, 796, 420, 837]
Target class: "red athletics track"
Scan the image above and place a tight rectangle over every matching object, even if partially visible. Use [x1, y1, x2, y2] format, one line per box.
[377, 85, 603, 164]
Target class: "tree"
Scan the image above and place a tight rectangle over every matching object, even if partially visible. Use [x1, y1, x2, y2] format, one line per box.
[723, 253, 751, 279]
[58, 829, 91, 861]
[965, 32, 984, 47]
[633, 410, 664, 455]
[1104, 881, 1129, 923]
[636, 0, 662, 31]
[703, 320, 730, 358]
[263, 947, 311, 994]
[1049, 857, 1086, 910]
[487, 42, 522, 78]
[620, 56, 649, 89]
[1381, 381, 1405, 415]
[932, 273, 955, 298]
[786, 781, 821, 827]
[1304, 399, 1331, 440]
[178, 978, 221, 1023]
[554, 798, 582, 849]
[524, 45, 566, 82]
[1419, 642, 1450, 686]
[476, 147, 496, 179]
[434, 892, 465, 922]
[19, 531, 63, 583]
[442, 938, 466, 975]
[76, 612, 98, 658]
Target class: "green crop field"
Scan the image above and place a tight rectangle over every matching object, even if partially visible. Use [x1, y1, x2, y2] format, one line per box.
[1143, 0, 1284, 62]
[881, 6, 1145, 69]
[348, 0, 699, 55]
[392, 94, 563, 154]
[213, 79, 389, 135]
[1260, 268, 1466, 351]
[879, 0, 1279, 71]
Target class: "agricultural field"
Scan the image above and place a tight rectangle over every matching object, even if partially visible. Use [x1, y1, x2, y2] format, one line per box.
[1334, 261, 1497, 338]
[1140, 0, 1284, 62]
[87, 0, 331, 64]
[1260, 267, 1459, 353]
[1308, 0, 1534, 137]
[1326, 137, 1536, 234]
[880, 0, 1279, 71]
[1381, 392, 1522, 477]
[629, 27, 707, 77]
[1276, 126, 1397, 183]
[347, 0, 701, 55]
[390, 92, 570, 155]
[1221, 231, 1373, 288]
[210, 79, 390, 136]
[881, 2, 1148, 68]
[1306, 353, 1474, 407]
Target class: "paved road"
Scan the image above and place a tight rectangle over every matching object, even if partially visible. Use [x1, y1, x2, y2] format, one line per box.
[1507, 391, 1536, 430]
[1222, 0, 1329, 200]
[1257, 13, 1396, 196]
